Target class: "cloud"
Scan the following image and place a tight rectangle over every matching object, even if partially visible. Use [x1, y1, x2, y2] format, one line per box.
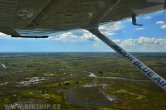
[80, 30, 99, 41]
[93, 36, 166, 52]
[119, 37, 166, 52]
[50, 32, 78, 42]
[99, 21, 123, 36]
[120, 36, 166, 45]
[0, 32, 10, 37]
[118, 39, 137, 46]
[50, 20, 123, 42]
[136, 28, 145, 31]
[156, 21, 166, 30]
[0, 32, 6, 36]
[49, 30, 99, 42]
[144, 16, 152, 19]
[93, 43, 100, 48]
[161, 24, 166, 29]
[0, 32, 13, 39]
[156, 21, 165, 25]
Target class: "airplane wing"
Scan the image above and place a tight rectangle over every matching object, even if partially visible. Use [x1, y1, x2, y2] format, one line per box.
[0, 0, 165, 37]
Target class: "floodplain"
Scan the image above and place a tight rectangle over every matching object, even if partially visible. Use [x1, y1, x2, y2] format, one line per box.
[0, 52, 165, 110]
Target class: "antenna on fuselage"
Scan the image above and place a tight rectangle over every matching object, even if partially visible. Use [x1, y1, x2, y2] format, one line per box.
[131, 13, 143, 26]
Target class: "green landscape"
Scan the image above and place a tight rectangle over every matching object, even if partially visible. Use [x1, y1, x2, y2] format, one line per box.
[0, 52, 165, 110]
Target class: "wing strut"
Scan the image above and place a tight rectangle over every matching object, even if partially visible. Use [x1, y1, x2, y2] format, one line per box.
[87, 27, 166, 91]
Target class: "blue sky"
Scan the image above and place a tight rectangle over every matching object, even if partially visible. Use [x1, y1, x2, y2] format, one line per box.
[0, 11, 166, 52]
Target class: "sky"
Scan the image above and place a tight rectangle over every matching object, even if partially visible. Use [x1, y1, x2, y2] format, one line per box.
[0, 11, 166, 52]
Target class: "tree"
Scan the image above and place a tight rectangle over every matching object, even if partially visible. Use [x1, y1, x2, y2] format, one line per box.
[98, 71, 103, 76]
